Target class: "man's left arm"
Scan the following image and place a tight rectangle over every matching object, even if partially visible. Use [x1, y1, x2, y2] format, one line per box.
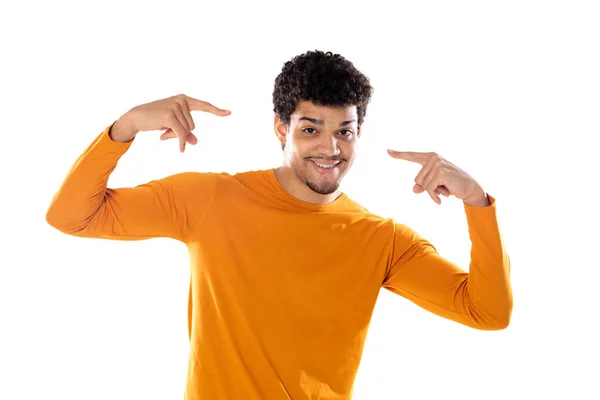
[382, 195, 512, 330]
[382, 150, 513, 330]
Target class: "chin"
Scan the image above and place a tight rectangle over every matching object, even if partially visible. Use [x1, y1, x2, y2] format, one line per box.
[304, 172, 344, 195]
[291, 159, 348, 195]
[305, 180, 340, 195]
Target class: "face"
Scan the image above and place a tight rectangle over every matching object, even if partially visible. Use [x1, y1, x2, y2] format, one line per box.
[275, 101, 361, 196]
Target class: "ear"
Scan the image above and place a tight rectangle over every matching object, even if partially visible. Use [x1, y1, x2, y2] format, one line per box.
[274, 114, 288, 148]
[356, 126, 362, 139]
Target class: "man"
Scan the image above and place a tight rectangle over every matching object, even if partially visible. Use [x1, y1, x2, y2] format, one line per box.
[46, 50, 512, 399]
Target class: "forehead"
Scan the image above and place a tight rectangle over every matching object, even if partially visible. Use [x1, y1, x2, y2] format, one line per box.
[291, 101, 358, 124]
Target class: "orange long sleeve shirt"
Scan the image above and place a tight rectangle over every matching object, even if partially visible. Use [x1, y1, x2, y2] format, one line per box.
[46, 123, 512, 399]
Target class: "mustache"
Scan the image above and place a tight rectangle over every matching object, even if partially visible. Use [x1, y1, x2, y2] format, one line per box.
[304, 156, 347, 162]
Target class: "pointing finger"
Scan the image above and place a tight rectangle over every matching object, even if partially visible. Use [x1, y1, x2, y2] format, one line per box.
[387, 150, 429, 166]
[184, 96, 232, 116]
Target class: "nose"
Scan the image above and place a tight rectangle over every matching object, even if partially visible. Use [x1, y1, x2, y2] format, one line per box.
[318, 133, 341, 157]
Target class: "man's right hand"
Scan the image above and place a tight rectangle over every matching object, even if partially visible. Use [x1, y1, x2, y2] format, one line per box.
[110, 94, 231, 153]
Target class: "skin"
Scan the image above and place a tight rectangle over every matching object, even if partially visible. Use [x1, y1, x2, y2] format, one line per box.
[111, 94, 489, 208]
[273, 100, 489, 207]
[388, 150, 490, 207]
[273, 101, 360, 205]
[110, 94, 231, 152]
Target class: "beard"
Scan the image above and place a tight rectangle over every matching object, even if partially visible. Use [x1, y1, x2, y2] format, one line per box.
[305, 178, 340, 195]
[291, 157, 347, 195]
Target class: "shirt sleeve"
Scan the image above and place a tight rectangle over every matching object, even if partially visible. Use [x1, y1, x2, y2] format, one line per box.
[45, 122, 219, 243]
[381, 195, 513, 330]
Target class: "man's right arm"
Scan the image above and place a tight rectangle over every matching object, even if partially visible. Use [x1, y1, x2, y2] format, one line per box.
[45, 121, 219, 243]
[46, 94, 231, 242]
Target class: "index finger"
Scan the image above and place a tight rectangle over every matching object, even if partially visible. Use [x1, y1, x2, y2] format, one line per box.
[185, 97, 232, 116]
[387, 149, 429, 165]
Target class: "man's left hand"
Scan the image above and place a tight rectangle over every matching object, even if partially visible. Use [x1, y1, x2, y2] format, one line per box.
[387, 150, 490, 207]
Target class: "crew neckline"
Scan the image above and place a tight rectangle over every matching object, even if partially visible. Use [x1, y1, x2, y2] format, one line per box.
[266, 168, 348, 212]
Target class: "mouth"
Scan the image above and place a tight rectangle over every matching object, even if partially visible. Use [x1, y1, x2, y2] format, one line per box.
[308, 159, 342, 174]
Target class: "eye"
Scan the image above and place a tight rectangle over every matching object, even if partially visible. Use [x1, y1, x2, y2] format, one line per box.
[303, 127, 317, 135]
[338, 130, 353, 137]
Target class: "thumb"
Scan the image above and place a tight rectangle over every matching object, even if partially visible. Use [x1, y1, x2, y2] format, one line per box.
[160, 129, 198, 145]
[160, 129, 176, 140]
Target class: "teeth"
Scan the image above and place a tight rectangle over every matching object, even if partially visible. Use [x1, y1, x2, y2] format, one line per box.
[314, 162, 337, 169]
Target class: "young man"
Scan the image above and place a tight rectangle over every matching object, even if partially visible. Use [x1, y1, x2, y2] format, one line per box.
[46, 50, 512, 399]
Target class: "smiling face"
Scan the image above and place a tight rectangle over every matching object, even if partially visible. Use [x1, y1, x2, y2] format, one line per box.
[274, 100, 361, 203]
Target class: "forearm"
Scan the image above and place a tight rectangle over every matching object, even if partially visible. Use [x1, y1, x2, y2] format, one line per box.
[461, 196, 513, 328]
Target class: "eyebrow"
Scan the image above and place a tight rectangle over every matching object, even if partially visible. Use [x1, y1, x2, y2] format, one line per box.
[298, 117, 356, 126]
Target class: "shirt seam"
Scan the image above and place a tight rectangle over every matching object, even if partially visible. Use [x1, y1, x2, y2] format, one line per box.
[185, 173, 219, 243]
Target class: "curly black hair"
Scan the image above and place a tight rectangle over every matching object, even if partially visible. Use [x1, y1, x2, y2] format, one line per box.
[273, 50, 373, 126]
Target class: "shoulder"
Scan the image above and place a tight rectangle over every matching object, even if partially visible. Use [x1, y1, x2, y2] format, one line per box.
[343, 195, 426, 241]
[165, 169, 272, 200]
[342, 195, 391, 223]
[341, 196, 399, 235]
[156, 171, 220, 188]
[216, 168, 273, 192]
[159, 169, 264, 185]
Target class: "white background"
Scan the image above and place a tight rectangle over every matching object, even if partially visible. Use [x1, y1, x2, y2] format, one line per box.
[1, 1, 599, 399]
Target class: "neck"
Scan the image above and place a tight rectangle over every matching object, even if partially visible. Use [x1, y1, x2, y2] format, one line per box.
[274, 166, 343, 205]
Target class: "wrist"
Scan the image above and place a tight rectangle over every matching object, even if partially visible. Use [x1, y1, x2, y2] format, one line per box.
[109, 114, 138, 143]
[463, 189, 490, 207]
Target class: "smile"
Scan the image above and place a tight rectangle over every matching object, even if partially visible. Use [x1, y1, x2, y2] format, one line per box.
[309, 159, 341, 173]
